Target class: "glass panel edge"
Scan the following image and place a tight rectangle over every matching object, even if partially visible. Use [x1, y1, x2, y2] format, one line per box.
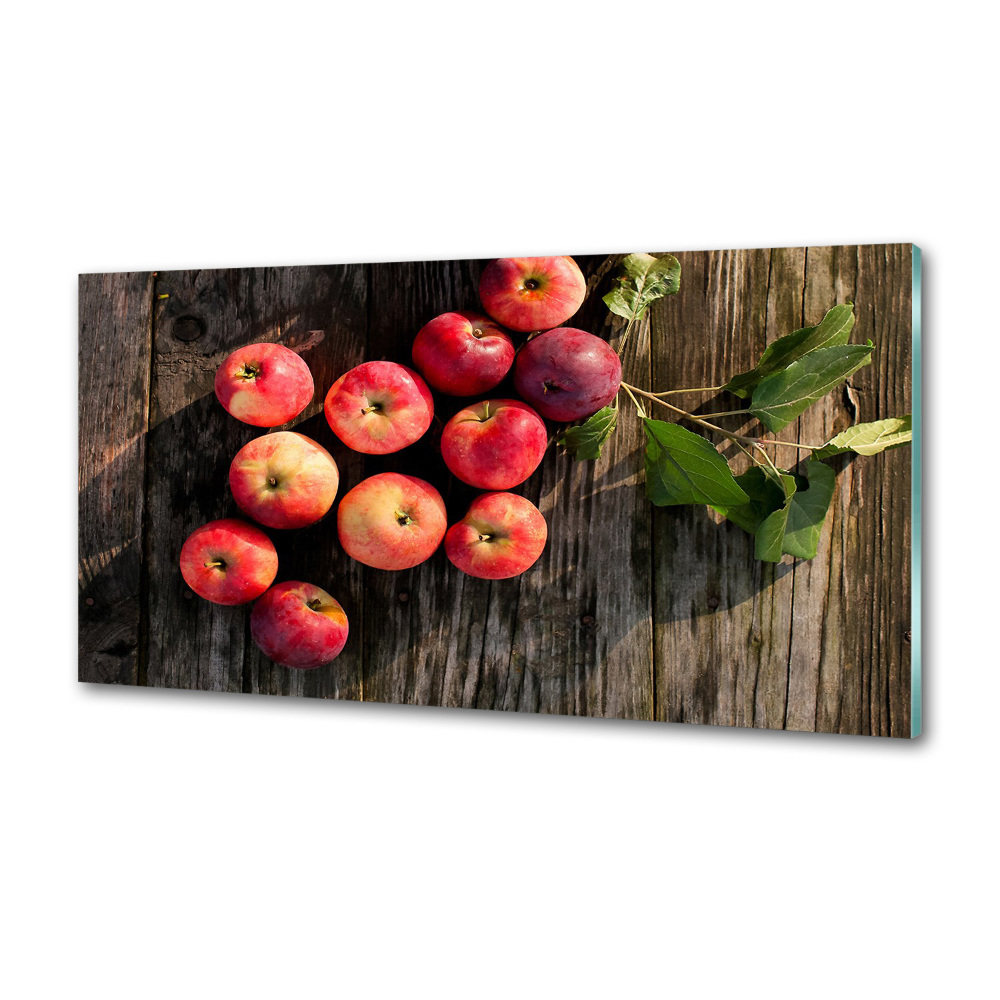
[911, 245, 922, 738]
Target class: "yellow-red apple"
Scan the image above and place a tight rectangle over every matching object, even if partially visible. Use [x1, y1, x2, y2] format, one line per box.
[250, 581, 349, 668]
[214, 342, 314, 427]
[229, 431, 339, 529]
[445, 493, 547, 580]
[337, 472, 446, 570]
[324, 361, 433, 454]
[440, 398, 547, 489]
[179, 518, 278, 605]
[478, 256, 586, 332]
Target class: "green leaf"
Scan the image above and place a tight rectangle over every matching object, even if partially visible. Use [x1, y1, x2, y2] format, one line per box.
[814, 415, 912, 459]
[556, 406, 618, 461]
[750, 342, 874, 433]
[744, 460, 836, 562]
[603, 253, 681, 323]
[781, 460, 836, 559]
[714, 459, 837, 562]
[642, 419, 749, 507]
[755, 474, 798, 562]
[712, 467, 788, 535]
[723, 304, 856, 399]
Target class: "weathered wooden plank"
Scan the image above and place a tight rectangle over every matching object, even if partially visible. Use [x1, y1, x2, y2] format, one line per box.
[78, 271, 154, 685]
[144, 265, 368, 700]
[781, 245, 858, 733]
[650, 248, 774, 727]
[651, 245, 912, 736]
[815, 244, 912, 736]
[361, 255, 655, 719]
[360, 258, 520, 709]
[509, 255, 654, 719]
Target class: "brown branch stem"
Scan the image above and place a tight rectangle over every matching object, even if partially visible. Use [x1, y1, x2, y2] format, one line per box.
[620, 382, 820, 452]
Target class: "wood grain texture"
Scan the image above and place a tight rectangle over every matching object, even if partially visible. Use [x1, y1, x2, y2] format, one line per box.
[360, 256, 653, 718]
[650, 245, 912, 736]
[144, 266, 368, 700]
[78, 271, 154, 684]
[77, 247, 913, 736]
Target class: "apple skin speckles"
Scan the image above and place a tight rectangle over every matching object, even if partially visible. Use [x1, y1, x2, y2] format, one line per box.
[445, 493, 547, 580]
[337, 473, 447, 571]
[179, 518, 278, 605]
[411, 311, 515, 396]
[440, 398, 547, 490]
[214, 342, 314, 427]
[250, 581, 349, 669]
[229, 432, 339, 530]
[479, 256, 586, 333]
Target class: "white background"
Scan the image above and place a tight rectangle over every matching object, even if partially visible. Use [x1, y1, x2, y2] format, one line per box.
[2, 2, 995, 997]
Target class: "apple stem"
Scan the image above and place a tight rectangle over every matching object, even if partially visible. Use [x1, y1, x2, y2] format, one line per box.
[361, 404, 381, 415]
[395, 509, 413, 526]
[306, 598, 323, 611]
[478, 533, 492, 542]
[482, 401, 491, 421]
[204, 560, 225, 569]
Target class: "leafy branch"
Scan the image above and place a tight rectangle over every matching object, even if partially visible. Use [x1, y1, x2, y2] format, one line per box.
[557, 254, 912, 562]
[603, 252, 680, 358]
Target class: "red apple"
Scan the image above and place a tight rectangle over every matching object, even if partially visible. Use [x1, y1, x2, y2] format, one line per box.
[440, 398, 547, 490]
[337, 472, 446, 570]
[445, 493, 547, 580]
[250, 581, 349, 668]
[324, 361, 434, 454]
[513, 327, 621, 422]
[179, 518, 278, 605]
[411, 310, 515, 396]
[229, 431, 339, 529]
[214, 342, 314, 427]
[478, 256, 586, 333]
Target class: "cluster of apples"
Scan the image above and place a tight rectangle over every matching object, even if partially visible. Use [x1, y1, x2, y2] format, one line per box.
[179, 256, 622, 669]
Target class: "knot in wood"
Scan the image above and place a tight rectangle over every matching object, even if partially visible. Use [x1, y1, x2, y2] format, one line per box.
[173, 315, 205, 342]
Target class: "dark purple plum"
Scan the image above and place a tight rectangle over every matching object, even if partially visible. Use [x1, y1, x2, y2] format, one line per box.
[513, 327, 622, 422]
